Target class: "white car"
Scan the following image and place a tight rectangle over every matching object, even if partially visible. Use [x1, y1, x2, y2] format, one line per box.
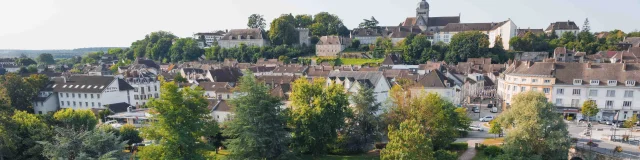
[480, 116, 494, 122]
[104, 120, 122, 129]
[469, 125, 484, 131]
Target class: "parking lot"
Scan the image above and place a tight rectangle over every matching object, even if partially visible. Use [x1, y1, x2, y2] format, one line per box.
[464, 98, 501, 122]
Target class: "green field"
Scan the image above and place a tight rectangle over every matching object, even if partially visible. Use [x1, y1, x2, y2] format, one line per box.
[339, 58, 384, 65]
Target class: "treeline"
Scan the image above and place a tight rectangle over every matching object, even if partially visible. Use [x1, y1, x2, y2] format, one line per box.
[204, 44, 313, 63]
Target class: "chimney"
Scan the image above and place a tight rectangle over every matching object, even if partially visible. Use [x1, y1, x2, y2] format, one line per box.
[622, 62, 627, 71]
[586, 62, 592, 69]
[127, 106, 132, 112]
[551, 63, 556, 71]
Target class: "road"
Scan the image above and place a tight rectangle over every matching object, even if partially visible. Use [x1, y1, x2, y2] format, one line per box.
[567, 121, 640, 159]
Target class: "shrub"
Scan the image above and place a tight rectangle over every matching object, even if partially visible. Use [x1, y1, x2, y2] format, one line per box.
[434, 150, 457, 160]
[374, 143, 387, 149]
[483, 146, 503, 157]
[476, 144, 487, 150]
[448, 142, 468, 151]
[615, 146, 623, 153]
[567, 117, 574, 121]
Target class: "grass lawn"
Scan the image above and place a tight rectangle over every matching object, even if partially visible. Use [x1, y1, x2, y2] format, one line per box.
[339, 58, 384, 65]
[472, 150, 489, 160]
[482, 138, 505, 146]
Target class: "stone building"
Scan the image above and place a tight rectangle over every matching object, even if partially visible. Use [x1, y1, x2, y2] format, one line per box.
[316, 36, 351, 57]
[218, 29, 269, 48]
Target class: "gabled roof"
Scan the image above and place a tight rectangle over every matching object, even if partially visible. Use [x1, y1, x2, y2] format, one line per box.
[328, 71, 385, 87]
[53, 76, 117, 93]
[273, 65, 307, 74]
[134, 59, 160, 70]
[209, 67, 242, 83]
[545, 21, 580, 31]
[198, 82, 233, 93]
[440, 20, 508, 32]
[107, 102, 133, 113]
[415, 70, 451, 88]
[382, 54, 404, 65]
[208, 99, 231, 112]
[317, 36, 351, 45]
[221, 29, 266, 40]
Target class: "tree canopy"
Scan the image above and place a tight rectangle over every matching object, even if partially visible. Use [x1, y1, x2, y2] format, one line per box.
[138, 81, 214, 159]
[358, 16, 379, 29]
[0, 73, 49, 113]
[36, 53, 55, 65]
[381, 119, 434, 160]
[224, 72, 291, 159]
[269, 14, 299, 46]
[289, 78, 350, 155]
[248, 14, 267, 30]
[40, 127, 128, 160]
[53, 109, 99, 130]
[331, 87, 381, 154]
[446, 31, 490, 63]
[497, 91, 570, 159]
[309, 12, 350, 37]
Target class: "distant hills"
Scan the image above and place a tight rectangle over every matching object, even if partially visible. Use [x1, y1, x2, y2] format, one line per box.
[0, 47, 126, 59]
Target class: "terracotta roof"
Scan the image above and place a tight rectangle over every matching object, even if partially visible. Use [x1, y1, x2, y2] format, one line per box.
[554, 63, 640, 86]
[248, 66, 276, 73]
[257, 75, 297, 85]
[221, 29, 266, 40]
[351, 28, 386, 37]
[545, 21, 580, 31]
[467, 58, 492, 65]
[504, 61, 555, 77]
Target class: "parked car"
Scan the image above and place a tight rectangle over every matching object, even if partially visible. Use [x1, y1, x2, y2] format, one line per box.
[472, 106, 480, 113]
[487, 104, 494, 108]
[480, 116, 494, 122]
[104, 120, 122, 129]
[598, 120, 610, 125]
[490, 107, 498, 113]
[578, 117, 596, 122]
[469, 125, 484, 131]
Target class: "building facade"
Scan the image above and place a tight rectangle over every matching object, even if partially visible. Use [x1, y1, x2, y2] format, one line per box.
[218, 29, 269, 48]
[544, 21, 580, 37]
[316, 36, 351, 57]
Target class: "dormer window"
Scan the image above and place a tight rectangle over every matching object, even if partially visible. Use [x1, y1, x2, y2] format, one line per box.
[573, 79, 582, 85]
[627, 80, 636, 86]
[608, 80, 618, 86]
[590, 80, 600, 85]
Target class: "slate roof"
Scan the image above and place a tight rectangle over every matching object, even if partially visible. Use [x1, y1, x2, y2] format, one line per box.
[248, 66, 276, 73]
[209, 67, 242, 82]
[107, 102, 133, 113]
[402, 16, 460, 27]
[134, 59, 160, 70]
[382, 54, 404, 65]
[257, 75, 297, 84]
[198, 82, 233, 93]
[440, 21, 508, 32]
[554, 63, 640, 86]
[221, 29, 266, 40]
[414, 70, 451, 88]
[53, 76, 117, 93]
[545, 21, 580, 31]
[504, 61, 555, 77]
[118, 79, 135, 91]
[328, 71, 385, 87]
[272, 66, 307, 74]
[255, 58, 284, 66]
[208, 99, 231, 112]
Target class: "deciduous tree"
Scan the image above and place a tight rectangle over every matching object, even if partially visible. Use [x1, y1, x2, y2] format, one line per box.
[269, 14, 299, 45]
[497, 91, 570, 159]
[36, 53, 55, 65]
[119, 124, 142, 146]
[40, 127, 128, 160]
[248, 14, 266, 30]
[331, 87, 381, 154]
[446, 31, 490, 63]
[289, 78, 349, 155]
[381, 119, 434, 160]
[53, 109, 99, 131]
[138, 81, 213, 159]
[8, 111, 53, 160]
[581, 100, 599, 123]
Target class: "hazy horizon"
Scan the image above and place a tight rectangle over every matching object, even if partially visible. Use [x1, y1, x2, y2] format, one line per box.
[1, 0, 639, 50]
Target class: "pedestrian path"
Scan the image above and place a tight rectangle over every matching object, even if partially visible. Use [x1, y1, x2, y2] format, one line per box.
[459, 140, 482, 160]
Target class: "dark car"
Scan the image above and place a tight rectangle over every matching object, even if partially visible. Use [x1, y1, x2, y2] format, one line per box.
[487, 104, 494, 108]
[472, 106, 480, 113]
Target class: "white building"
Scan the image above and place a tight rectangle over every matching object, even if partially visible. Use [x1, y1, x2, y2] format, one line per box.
[32, 76, 135, 114]
[433, 19, 517, 50]
[208, 99, 232, 123]
[193, 31, 226, 48]
[198, 82, 235, 100]
[409, 69, 461, 105]
[218, 29, 269, 49]
[327, 71, 391, 111]
[122, 68, 161, 106]
[544, 21, 580, 37]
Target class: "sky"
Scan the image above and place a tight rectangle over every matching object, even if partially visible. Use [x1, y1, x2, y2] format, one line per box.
[1, 0, 639, 50]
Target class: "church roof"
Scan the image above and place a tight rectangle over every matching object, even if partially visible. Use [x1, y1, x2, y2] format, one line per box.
[418, 0, 429, 9]
[402, 16, 460, 27]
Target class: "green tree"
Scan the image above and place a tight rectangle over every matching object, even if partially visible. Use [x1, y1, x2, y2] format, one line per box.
[53, 109, 99, 130]
[15, 58, 37, 66]
[269, 14, 299, 45]
[7, 110, 52, 160]
[381, 119, 434, 160]
[404, 34, 431, 64]
[224, 72, 291, 159]
[497, 91, 570, 159]
[138, 81, 213, 159]
[119, 124, 142, 146]
[582, 18, 590, 33]
[358, 16, 379, 29]
[289, 78, 350, 155]
[581, 100, 599, 123]
[294, 14, 313, 28]
[40, 127, 128, 160]
[624, 114, 638, 128]
[247, 14, 266, 30]
[174, 74, 187, 83]
[0, 73, 48, 113]
[351, 39, 361, 49]
[168, 38, 205, 62]
[447, 31, 490, 63]
[489, 120, 503, 138]
[628, 31, 640, 37]
[0, 93, 16, 160]
[331, 87, 381, 154]
[36, 53, 55, 65]
[310, 12, 349, 37]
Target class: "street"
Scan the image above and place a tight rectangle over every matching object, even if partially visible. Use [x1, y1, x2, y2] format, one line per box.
[567, 121, 640, 159]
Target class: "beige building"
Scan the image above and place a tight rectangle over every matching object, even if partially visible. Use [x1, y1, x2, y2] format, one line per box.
[544, 21, 580, 37]
[218, 29, 269, 48]
[316, 36, 351, 57]
[433, 19, 517, 50]
[497, 61, 556, 109]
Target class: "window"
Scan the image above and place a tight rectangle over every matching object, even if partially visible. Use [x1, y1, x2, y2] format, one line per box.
[85, 102, 88, 107]
[522, 79, 526, 82]
[606, 101, 614, 107]
[623, 101, 632, 107]
[521, 87, 526, 92]
[572, 89, 581, 95]
[72, 93, 75, 98]
[514, 78, 518, 82]
[155, 93, 159, 98]
[98, 103, 101, 107]
[557, 89, 564, 95]
[556, 99, 563, 105]
[571, 99, 580, 107]
[84, 94, 87, 98]
[59, 93, 63, 97]
[532, 79, 538, 83]
[155, 86, 158, 91]
[544, 80, 551, 83]
[92, 102, 95, 107]
[573, 79, 582, 85]
[66, 93, 69, 97]
[512, 86, 516, 91]
[38, 111, 42, 114]
[589, 90, 597, 97]
[97, 94, 100, 99]
[73, 101, 76, 106]
[543, 88, 550, 94]
[134, 88, 138, 92]
[134, 95, 139, 100]
[60, 101, 64, 106]
[608, 80, 617, 86]
[148, 86, 151, 92]
[227, 94, 230, 99]
[625, 90, 634, 98]
[626, 80, 636, 86]
[590, 80, 600, 85]
[79, 102, 82, 107]
[607, 90, 615, 97]
[91, 94, 94, 99]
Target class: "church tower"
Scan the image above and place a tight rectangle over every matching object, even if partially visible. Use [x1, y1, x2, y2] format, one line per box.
[416, 0, 430, 29]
